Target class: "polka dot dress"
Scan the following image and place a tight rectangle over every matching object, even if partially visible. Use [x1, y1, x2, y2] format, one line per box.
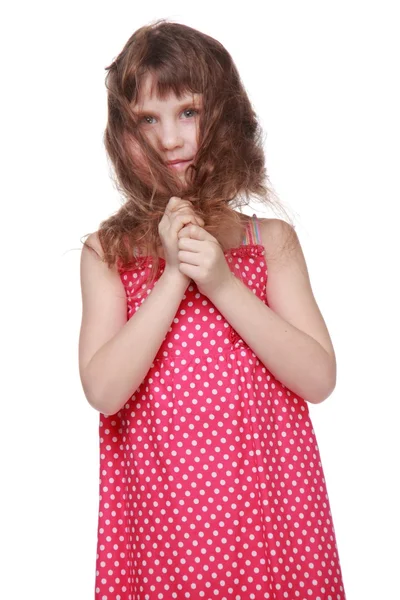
[95, 215, 346, 600]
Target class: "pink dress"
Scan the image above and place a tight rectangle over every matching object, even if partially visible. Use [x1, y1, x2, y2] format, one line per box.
[94, 215, 346, 600]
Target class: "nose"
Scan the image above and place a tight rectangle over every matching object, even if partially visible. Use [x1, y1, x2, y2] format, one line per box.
[158, 120, 184, 151]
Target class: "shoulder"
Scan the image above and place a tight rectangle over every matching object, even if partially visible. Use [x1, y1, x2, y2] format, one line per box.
[257, 218, 300, 267]
[82, 231, 105, 261]
[80, 231, 125, 308]
[80, 231, 123, 282]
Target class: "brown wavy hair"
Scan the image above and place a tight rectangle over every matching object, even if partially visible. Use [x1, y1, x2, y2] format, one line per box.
[82, 19, 294, 285]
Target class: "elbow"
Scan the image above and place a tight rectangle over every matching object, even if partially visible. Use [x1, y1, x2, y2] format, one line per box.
[308, 384, 335, 405]
[81, 371, 129, 416]
[307, 353, 337, 405]
[86, 389, 127, 416]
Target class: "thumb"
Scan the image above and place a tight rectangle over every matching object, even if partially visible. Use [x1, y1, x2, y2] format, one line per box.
[195, 216, 205, 227]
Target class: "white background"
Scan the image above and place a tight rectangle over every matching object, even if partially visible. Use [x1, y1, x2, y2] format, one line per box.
[1, 1, 399, 598]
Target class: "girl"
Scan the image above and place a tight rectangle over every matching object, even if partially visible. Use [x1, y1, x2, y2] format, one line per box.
[79, 20, 346, 600]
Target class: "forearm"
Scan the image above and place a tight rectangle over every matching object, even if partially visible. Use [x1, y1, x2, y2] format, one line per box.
[83, 268, 189, 415]
[209, 274, 336, 404]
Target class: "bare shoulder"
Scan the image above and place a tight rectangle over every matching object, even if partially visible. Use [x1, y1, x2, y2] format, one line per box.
[257, 218, 299, 266]
[80, 230, 125, 297]
[257, 217, 336, 361]
[82, 231, 105, 260]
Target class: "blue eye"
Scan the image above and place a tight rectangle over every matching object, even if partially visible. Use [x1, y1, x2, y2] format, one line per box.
[183, 108, 198, 118]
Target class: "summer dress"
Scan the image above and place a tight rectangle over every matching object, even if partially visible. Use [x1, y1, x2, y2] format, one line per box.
[94, 214, 346, 600]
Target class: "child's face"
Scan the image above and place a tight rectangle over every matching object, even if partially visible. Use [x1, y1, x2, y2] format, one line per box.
[132, 73, 202, 186]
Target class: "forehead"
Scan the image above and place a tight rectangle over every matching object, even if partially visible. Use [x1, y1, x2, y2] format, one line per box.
[134, 72, 202, 109]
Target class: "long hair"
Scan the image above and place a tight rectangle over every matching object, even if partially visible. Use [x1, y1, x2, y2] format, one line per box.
[83, 19, 293, 284]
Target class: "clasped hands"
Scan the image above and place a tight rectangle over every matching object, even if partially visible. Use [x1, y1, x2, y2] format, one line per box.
[177, 223, 234, 298]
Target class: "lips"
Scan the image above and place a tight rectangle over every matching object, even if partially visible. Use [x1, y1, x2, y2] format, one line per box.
[166, 158, 192, 165]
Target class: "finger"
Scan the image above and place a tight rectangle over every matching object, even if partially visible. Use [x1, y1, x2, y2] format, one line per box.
[178, 237, 203, 252]
[170, 209, 199, 229]
[177, 250, 201, 265]
[167, 196, 193, 210]
[179, 261, 200, 279]
[178, 223, 208, 239]
[178, 223, 196, 238]
[165, 196, 180, 212]
[184, 213, 204, 227]
[165, 197, 203, 223]
[167, 196, 182, 205]
[176, 215, 200, 233]
[165, 197, 190, 214]
[168, 197, 201, 223]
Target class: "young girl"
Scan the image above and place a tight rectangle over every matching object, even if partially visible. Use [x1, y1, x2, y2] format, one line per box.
[79, 20, 346, 600]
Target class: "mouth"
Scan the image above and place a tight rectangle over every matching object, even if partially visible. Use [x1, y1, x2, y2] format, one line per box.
[166, 159, 193, 170]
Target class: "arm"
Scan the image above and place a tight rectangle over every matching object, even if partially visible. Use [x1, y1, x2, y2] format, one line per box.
[79, 234, 189, 416]
[207, 219, 336, 404]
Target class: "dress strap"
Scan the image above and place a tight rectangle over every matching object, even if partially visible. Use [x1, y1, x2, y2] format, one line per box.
[241, 213, 261, 246]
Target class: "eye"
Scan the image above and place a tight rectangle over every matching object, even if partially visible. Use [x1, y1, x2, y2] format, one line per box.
[182, 108, 199, 118]
[141, 115, 156, 125]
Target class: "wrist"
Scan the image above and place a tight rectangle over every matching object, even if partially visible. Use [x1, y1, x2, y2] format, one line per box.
[207, 271, 238, 303]
[162, 265, 191, 287]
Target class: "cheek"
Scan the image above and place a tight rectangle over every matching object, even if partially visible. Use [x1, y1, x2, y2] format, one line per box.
[123, 128, 154, 163]
[124, 136, 155, 186]
[127, 137, 155, 177]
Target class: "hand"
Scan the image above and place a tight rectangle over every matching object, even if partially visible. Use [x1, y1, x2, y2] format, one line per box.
[158, 196, 205, 277]
[177, 223, 234, 298]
